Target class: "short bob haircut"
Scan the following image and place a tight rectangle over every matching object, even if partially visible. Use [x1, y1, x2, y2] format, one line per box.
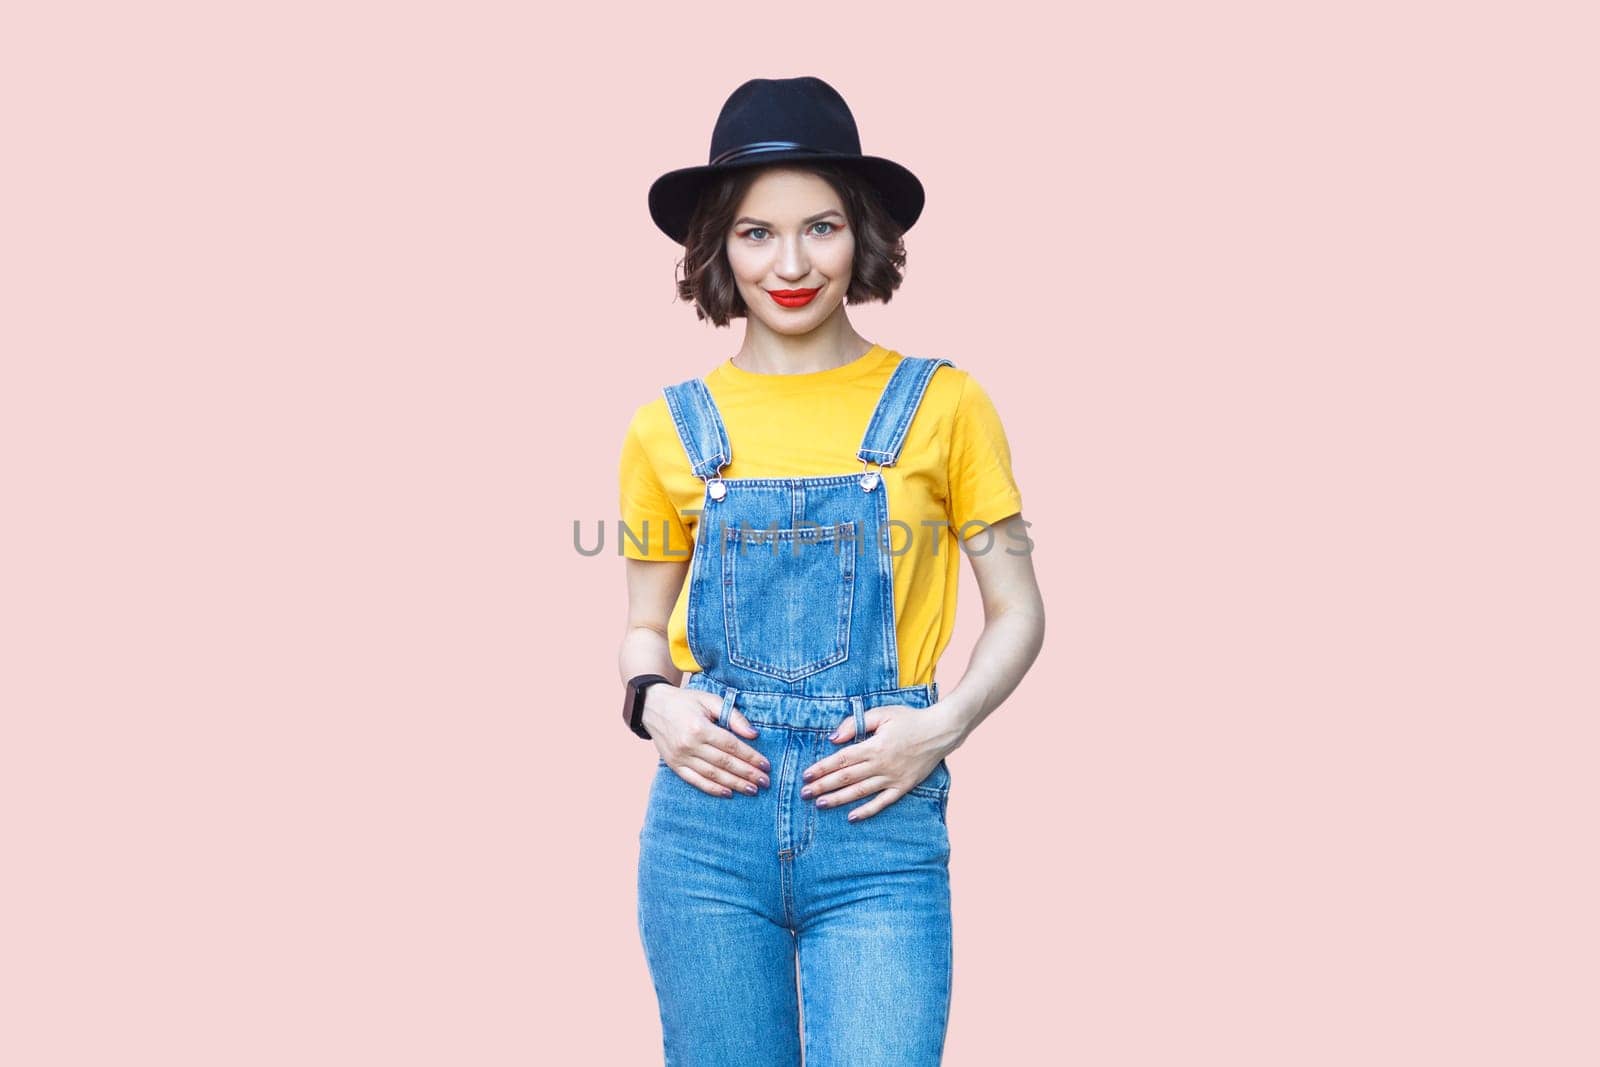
[674, 162, 908, 327]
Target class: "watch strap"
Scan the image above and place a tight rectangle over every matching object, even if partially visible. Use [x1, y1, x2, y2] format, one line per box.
[625, 674, 671, 739]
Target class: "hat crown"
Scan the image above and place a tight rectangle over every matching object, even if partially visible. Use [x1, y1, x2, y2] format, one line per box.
[707, 76, 862, 165]
[647, 75, 923, 245]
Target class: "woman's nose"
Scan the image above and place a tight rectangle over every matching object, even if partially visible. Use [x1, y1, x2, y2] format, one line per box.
[775, 236, 810, 278]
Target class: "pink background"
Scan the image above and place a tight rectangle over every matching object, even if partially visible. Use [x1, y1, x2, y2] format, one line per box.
[4, 3, 1596, 1064]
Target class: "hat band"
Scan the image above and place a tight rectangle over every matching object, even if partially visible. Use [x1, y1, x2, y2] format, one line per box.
[710, 141, 831, 166]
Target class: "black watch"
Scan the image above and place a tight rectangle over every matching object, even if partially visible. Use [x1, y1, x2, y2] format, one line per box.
[623, 674, 671, 739]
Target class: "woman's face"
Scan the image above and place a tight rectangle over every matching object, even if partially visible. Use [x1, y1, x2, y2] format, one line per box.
[725, 167, 855, 334]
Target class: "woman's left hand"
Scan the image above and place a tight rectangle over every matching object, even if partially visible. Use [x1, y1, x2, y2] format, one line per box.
[799, 703, 961, 822]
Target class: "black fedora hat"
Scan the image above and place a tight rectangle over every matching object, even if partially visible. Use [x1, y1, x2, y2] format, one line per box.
[647, 76, 925, 246]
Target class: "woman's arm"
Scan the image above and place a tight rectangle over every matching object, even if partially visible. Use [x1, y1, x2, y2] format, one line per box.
[618, 557, 689, 685]
[619, 557, 772, 796]
[930, 512, 1046, 746]
[797, 510, 1044, 818]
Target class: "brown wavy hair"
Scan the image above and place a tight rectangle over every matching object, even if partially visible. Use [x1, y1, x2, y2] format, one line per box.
[673, 162, 908, 327]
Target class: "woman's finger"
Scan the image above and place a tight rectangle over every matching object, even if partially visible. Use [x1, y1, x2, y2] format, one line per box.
[844, 786, 903, 823]
[801, 742, 870, 785]
[803, 754, 877, 802]
[812, 774, 893, 810]
[724, 708, 761, 740]
[704, 727, 771, 785]
[825, 706, 893, 745]
[686, 753, 761, 796]
[670, 760, 738, 798]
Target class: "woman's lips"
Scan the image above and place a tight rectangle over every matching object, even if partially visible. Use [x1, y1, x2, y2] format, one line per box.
[767, 286, 820, 308]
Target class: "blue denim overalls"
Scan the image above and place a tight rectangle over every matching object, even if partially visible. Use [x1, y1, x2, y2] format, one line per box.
[637, 355, 957, 1067]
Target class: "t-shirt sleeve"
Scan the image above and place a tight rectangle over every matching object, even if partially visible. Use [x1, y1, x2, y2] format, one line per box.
[618, 406, 692, 562]
[947, 372, 1024, 540]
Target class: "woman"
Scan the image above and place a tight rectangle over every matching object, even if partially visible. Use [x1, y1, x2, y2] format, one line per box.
[617, 76, 1046, 1066]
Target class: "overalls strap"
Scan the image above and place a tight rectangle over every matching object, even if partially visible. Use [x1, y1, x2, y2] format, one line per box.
[856, 356, 955, 466]
[661, 377, 732, 480]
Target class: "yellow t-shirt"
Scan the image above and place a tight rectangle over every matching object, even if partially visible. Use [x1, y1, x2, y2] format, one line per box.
[617, 343, 1023, 688]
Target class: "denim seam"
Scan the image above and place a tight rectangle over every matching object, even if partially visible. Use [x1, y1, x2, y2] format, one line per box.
[873, 488, 899, 688]
[661, 382, 701, 474]
[686, 674, 939, 709]
[693, 473, 867, 488]
[662, 378, 731, 480]
[881, 359, 952, 463]
[855, 357, 954, 465]
[683, 514, 709, 670]
[798, 735, 818, 856]
[855, 357, 921, 462]
[662, 382, 710, 479]
[685, 377, 733, 474]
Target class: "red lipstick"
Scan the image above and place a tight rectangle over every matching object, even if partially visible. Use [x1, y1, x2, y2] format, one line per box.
[767, 286, 821, 308]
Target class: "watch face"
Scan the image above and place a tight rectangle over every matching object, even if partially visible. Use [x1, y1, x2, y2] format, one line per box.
[623, 682, 639, 726]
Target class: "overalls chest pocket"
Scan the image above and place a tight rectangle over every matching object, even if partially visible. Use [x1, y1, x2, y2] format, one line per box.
[720, 520, 857, 682]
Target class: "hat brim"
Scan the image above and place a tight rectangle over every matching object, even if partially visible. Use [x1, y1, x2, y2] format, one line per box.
[647, 152, 925, 245]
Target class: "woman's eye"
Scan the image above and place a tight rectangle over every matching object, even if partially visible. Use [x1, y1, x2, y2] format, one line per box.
[738, 223, 835, 240]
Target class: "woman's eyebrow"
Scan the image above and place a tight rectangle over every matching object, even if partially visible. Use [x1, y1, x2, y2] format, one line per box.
[733, 209, 846, 227]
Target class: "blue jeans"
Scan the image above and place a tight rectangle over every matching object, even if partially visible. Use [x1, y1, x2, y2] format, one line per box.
[637, 675, 954, 1066]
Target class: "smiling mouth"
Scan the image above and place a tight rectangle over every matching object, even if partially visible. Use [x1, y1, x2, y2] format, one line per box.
[768, 286, 821, 307]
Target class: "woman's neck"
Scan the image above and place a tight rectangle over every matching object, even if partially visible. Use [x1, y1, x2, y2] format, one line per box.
[731, 321, 874, 376]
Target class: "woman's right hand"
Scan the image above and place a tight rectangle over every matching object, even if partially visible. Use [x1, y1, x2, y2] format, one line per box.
[643, 685, 772, 798]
